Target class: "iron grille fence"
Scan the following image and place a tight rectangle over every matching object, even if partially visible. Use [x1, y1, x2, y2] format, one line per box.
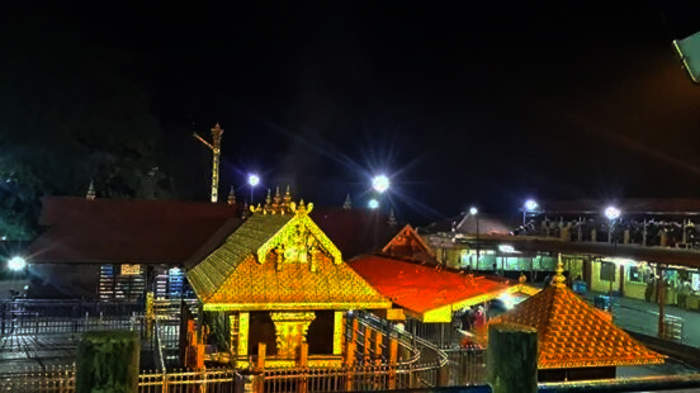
[0, 366, 238, 393]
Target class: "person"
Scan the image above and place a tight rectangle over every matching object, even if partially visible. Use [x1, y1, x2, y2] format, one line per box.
[473, 306, 486, 330]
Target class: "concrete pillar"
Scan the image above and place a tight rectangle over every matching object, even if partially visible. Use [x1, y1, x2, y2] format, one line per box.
[591, 228, 597, 242]
[487, 323, 537, 393]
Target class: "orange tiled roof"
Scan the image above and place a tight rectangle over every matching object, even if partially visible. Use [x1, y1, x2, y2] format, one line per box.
[350, 255, 512, 315]
[490, 284, 665, 369]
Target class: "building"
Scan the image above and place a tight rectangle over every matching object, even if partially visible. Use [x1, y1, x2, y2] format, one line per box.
[20, 189, 396, 301]
[490, 257, 665, 382]
[350, 224, 538, 347]
[187, 200, 390, 368]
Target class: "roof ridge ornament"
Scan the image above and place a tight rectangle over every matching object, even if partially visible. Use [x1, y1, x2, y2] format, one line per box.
[552, 253, 566, 288]
[86, 179, 96, 200]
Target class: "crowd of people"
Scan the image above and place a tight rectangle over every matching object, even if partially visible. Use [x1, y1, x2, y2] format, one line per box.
[514, 216, 698, 248]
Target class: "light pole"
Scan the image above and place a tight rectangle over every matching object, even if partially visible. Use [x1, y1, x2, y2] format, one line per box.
[604, 205, 621, 311]
[469, 206, 479, 268]
[522, 199, 538, 227]
[248, 174, 260, 204]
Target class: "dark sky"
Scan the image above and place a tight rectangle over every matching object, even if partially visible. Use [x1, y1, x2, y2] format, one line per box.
[5, 3, 700, 223]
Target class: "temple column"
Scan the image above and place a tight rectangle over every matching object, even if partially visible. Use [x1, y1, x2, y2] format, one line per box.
[270, 312, 316, 359]
[333, 311, 344, 355]
[238, 312, 250, 357]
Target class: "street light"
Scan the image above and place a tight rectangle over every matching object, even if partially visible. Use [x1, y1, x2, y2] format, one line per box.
[469, 206, 480, 269]
[368, 199, 379, 209]
[7, 256, 26, 271]
[604, 205, 621, 310]
[248, 174, 260, 204]
[371, 175, 390, 193]
[522, 199, 539, 226]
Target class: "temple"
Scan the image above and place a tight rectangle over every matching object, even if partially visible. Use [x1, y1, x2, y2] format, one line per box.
[489, 255, 665, 381]
[351, 224, 538, 346]
[187, 199, 391, 368]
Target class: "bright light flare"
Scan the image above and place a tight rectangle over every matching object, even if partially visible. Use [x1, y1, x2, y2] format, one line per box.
[498, 294, 515, 310]
[248, 174, 260, 187]
[604, 206, 621, 220]
[7, 256, 26, 271]
[371, 175, 390, 193]
[498, 244, 516, 253]
[469, 206, 478, 215]
[368, 199, 380, 209]
[524, 199, 538, 211]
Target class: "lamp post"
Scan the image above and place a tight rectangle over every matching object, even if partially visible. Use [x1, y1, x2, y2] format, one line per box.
[470, 206, 479, 268]
[604, 205, 621, 311]
[522, 199, 539, 227]
[248, 174, 260, 204]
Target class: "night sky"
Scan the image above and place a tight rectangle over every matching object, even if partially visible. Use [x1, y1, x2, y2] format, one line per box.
[4, 3, 700, 224]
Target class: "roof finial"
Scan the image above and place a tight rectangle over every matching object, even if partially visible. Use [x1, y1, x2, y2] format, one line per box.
[227, 185, 236, 205]
[241, 201, 249, 219]
[552, 253, 566, 288]
[86, 179, 96, 200]
[388, 208, 397, 226]
[343, 193, 352, 210]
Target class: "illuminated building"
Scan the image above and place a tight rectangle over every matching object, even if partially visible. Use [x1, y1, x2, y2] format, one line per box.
[187, 199, 390, 368]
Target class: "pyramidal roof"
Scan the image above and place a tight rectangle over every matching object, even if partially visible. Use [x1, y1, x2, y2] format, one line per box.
[490, 258, 665, 369]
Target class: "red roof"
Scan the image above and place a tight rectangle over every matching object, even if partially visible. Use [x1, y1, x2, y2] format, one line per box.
[26, 197, 241, 265]
[349, 255, 512, 314]
[311, 208, 396, 258]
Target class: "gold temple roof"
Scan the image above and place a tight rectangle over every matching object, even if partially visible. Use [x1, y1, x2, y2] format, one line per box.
[187, 201, 391, 311]
[490, 259, 665, 369]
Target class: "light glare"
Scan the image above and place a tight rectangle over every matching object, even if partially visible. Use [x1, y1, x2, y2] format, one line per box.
[7, 256, 26, 271]
[524, 199, 538, 211]
[469, 206, 478, 215]
[368, 199, 380, 209]
[371, 175, 390, 193]
[248, 174, 260, 187]
[604, 206, 621, 220]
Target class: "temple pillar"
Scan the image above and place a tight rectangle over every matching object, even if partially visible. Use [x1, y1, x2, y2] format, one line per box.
[270, 312, 316, 358]
[333, 311, 344, 355]
[238, 312, 250, 357]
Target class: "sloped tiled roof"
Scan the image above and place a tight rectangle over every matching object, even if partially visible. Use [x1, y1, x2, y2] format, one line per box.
[187, 206, 390, 312]
[203, 254, 390, 310]
[187, 213, 291, 300]
[27, 197, 241, 264]
[490, 283, 665, 369]
[350, 255, 513, 321]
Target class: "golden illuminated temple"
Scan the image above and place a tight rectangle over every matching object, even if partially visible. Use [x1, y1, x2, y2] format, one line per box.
[187, 197, 391, 368]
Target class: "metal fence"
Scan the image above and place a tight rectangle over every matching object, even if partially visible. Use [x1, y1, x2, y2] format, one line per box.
[0, 365, 237, 393]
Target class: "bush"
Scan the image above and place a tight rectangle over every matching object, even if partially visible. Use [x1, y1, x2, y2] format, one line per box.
[76, 330, 140, 393]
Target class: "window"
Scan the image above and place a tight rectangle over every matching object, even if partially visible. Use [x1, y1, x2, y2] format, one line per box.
[600, 262, 615, 282]
[627, 266, 647, 283]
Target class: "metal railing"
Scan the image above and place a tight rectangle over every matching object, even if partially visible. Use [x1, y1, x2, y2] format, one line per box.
[0, 365, 237, 393]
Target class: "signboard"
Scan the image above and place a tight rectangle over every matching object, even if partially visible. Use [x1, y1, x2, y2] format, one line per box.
[121, 264, 141, 276]
[673, 31, 700, 83]
[692, 272, 700, 292]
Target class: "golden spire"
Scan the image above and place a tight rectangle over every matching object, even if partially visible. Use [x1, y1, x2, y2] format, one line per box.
[86, 179, 96, 200]
[552, 253, 566, 288]
[272, 186, 281, 211]
[343, 193, 352, 210]
[241, 201, 249, 219]
[227, 185, 236, 205]
[193, 123, 224, 203]
[264, 188, 272, 210]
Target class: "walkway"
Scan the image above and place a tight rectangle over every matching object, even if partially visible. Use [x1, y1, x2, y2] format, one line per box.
[581, 291, 700, 348]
